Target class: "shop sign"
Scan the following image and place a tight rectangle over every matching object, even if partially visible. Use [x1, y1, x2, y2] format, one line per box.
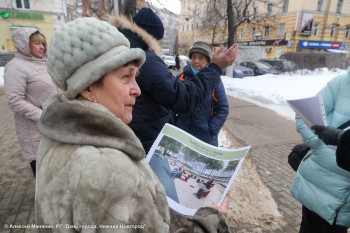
[298, 40, 342, 49]
[0, 10, 44, 20]
[13, 11, 44, 20]
[237, 39, 288, 46]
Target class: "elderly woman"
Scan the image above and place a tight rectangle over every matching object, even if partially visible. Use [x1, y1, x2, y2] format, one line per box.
[4, 27, 57, 176]
[35, 17, 230, 233]
[174, 41, 229, 146]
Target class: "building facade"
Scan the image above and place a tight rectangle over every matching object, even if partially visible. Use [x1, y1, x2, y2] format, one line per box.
[178, 0, 350, 59]
[0, 0, 66, 52]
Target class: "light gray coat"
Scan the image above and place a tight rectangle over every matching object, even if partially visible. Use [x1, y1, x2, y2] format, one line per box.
[4, 27, 57, 161]
[35, 94, 230, 233]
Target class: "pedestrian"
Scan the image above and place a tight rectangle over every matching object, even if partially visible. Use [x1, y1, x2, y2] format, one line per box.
[4, 27, 57, 177]
[174, 41, 229, 146]
[108, 8, 238, 153]
[194, 176, 215, 199]
[175, 53, 180, 70]
[290, 71, 350, 232]
[35, 17, 230, 233]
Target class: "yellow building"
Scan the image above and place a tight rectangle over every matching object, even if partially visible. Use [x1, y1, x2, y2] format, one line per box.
[0, 0, 66, 52]
[178, 0, 350, 58]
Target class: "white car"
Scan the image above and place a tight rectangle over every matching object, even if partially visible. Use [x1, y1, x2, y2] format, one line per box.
[179, 55, 191, 67]
[162, 55, 176, 69]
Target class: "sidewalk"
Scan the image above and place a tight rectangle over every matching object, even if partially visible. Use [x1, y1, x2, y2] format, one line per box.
[0, 88, 335, 233]
[0, 90, 35, 233]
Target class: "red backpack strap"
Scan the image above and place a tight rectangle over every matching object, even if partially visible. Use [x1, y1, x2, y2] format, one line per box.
[179, 73, 185, 82]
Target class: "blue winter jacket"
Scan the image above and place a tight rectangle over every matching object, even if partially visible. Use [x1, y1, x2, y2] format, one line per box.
[110, 16, 222, 153]
[174, 66, 229, 146]
[290, 71, 350, 227]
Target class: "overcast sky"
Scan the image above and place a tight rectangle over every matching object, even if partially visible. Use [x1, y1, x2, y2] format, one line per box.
[148, 0, 180, 14]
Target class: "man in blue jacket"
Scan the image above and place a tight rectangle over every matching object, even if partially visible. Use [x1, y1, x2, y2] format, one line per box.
[109, 8, 238, 152]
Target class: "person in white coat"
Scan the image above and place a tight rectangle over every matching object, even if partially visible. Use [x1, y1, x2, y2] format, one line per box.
[4, 27, 57, 177]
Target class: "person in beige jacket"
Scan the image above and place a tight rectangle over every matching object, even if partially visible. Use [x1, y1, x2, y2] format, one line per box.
[36, 17, 230, 233]
[4, 27, 57, 177]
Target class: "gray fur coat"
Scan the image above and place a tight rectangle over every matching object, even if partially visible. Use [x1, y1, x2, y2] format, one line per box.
[35, 94, 230, 233]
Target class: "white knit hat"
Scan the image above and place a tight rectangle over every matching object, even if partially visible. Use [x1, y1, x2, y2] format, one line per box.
[47, 17, 146, 99]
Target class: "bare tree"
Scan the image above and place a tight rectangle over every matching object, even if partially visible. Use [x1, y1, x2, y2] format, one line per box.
[200, 0, 281, 47]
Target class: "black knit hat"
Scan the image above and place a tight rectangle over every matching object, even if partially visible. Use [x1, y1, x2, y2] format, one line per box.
[188, 41, 213, 62]
[133, 8, 164, 40]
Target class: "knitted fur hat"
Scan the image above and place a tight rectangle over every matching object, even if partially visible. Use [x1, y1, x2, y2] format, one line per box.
[188, 41, 213, 62]
[132, 8, 164, 40]
[47, 17, 146, 99]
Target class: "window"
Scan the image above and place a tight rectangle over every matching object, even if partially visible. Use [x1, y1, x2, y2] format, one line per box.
[240, 29, 244, 39]
[330, 25, 336, 37]
[336, 0, 344, 13]
[317, 0, 323, 11]
[16, 0, 30, 9]
[221, 32, 225, 40]
[278, 24, 285, 36]
[312, 24, 319, 36]
[267, 4, 272, 16]
[345, 26, 350, 39]
[253, 7, 258, 19]
[251, 27, 256, 38]
[263, 26, 269, 37]
[282, 0, 289, 13]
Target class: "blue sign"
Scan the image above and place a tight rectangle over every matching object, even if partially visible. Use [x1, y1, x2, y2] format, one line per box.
[298, 40, 343, 49]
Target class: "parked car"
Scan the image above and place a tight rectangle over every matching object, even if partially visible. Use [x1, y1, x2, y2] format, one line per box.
[259, 58, 296, 73]
[232, 62, 254, 78]
[161, 55, 176, 69]
[240, 61, 279, 76]
[179, 55, 191, 67]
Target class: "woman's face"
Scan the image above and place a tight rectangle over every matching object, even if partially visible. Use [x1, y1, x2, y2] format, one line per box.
[191, 52, 209, 70]
[29, 34, 46, 59]
[89, 61, 141, 124]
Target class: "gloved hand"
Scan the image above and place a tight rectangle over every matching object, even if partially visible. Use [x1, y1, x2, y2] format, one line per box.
[311, 125, 344, 146]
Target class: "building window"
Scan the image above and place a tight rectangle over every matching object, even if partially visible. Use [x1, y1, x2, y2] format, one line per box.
[317, 0, 323, 11]
[251, 27, 256, 38]
[267, 4, 272, 16]
[240, 29, 244, 39]
[278, 23, 285, 36]
[221, 32, 225, 40]
[336, 0, 344, 13]
[330, 25, 336, 37]
[16, 0, 30, 9]
[263, 26, 269, 37]
[253, 7, 258, 19]
[345, 26, 350, 39]
[312, 24, 319, 36]
[282, 0, 289, 13]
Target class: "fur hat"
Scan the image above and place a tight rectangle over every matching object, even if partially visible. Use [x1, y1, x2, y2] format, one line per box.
[336, 129, 350, 172]
[188, 41, 213, 62]
[47, 17, 145, 99]
[132, 8, 164, 40]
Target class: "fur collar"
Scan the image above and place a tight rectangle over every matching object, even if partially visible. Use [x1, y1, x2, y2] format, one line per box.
[108, 14, 163, 57]
[38, 94, 145, 161]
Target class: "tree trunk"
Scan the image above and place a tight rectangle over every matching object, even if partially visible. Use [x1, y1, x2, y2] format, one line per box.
[227, 0, 235, 47]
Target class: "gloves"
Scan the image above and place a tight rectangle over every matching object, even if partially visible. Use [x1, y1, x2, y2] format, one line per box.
[311, 125, 344, 146]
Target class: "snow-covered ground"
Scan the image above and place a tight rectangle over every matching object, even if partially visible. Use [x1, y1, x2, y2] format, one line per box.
[0, 66, 346, 120]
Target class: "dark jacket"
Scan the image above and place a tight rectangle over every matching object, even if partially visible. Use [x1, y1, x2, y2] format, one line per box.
[337, 129, 350, 172]
[174, 66, 229, 146]
[109, 15, 222, 152]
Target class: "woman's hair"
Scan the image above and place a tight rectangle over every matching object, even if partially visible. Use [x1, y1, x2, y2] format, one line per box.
[29, 31, 47, 53]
